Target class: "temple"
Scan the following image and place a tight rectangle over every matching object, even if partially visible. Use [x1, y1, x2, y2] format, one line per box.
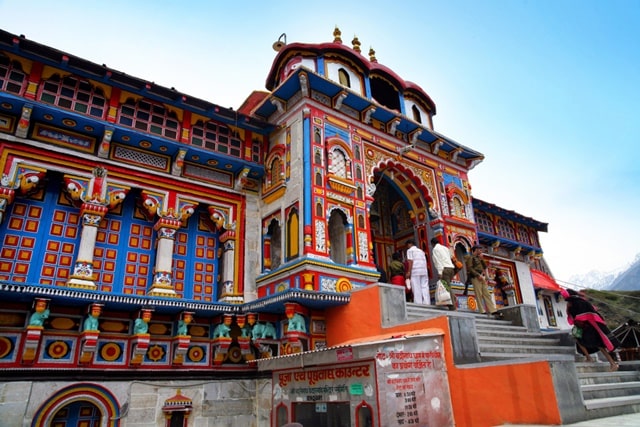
[0, 28, 634, 427]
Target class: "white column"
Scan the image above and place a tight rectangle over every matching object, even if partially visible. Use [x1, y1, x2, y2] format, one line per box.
[67, 204, 107, 289]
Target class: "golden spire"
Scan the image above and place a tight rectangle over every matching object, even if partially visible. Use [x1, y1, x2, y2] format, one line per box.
[352, 35, 361, 53]
[333, 26, 342, 44]
[369, 47, 377, 62]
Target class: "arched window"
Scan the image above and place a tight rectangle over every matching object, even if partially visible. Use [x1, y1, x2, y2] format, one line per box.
[0, 55, 26, 95]
[270, 157, 282, 186]
[451, 196, 466, 218]
[118, 99, 179, 139]
[328, 209, 347, 264]
[497, 218, 516, 240]
[329, 148, 348, 178]
[51, 401, 101, 426]
[314, 149, 322, 164]
[338, 68, 351, 87]
[191, 120, 242, 157]
[268, 219, 282, 270]
[39, 75, 106, 118]
[287, 209, 299, 261]
[476, 211, 494, 234]
[412, 105, 422, 123]
[275, 403, 288, 427]
[356, 401, 373, 427]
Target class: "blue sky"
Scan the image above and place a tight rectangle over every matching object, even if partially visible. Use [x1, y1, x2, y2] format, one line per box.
[1, 0, 638, 283]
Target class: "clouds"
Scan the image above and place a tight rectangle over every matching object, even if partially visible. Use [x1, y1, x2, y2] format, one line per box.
[1, 0, 638, 282]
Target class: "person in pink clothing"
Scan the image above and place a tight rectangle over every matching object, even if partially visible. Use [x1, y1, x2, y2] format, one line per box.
[562, 288, 620, 371]
[405, 239, 430, 305]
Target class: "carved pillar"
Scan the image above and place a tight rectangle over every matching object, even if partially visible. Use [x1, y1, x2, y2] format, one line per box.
[218, 230, 237, 301]
[65, 167, 129, 289]
[346, 222, 355, 264]
[148, 217, 181, 297]
[142, 191, 197, 297]
[263, 232, 272, 271]
[67, 203, 107, 289]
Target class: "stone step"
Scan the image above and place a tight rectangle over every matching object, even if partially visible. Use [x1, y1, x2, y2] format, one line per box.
[578, 371, 640, 386]
[582, 381, 640, 400]
[479, 352, 575, 362]
[582, 394, 640, 420]
[477, 335, 563, 346]
[479, 343, 575, 355]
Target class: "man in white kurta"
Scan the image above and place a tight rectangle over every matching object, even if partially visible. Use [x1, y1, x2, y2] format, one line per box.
[406, 239, 430, 304]
[431, 237, 456, 310]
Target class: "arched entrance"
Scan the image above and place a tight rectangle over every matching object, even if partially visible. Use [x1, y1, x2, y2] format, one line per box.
[31, 383, 121, 427]
[368, 162, 436, 278]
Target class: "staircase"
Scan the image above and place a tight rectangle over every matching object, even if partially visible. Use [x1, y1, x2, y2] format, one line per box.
[577, 361, 640, 419]
[475, 316, 575, 361]
[405, 303, 640, 420]
[407, 303, 576, 362]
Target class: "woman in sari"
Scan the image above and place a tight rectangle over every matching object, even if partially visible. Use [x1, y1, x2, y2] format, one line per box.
[562, 289, 620, 371]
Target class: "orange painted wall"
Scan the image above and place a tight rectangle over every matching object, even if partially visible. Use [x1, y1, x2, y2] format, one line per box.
[325, 285, 563, 427]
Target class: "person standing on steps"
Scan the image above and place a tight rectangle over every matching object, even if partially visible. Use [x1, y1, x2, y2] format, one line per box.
[405, 239, 430, 305]
[430, 237, 456, 311]
[464, 245, 502, 319]
[561, 288, 620, 371]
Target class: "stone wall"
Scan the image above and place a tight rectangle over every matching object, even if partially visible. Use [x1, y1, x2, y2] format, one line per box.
[0, 378, 272, 427]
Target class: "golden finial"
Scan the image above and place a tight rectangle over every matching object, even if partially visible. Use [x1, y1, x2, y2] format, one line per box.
[369, 47, 377, 62]
[352, 35, 361, 53]
[333, 26, 342, 44]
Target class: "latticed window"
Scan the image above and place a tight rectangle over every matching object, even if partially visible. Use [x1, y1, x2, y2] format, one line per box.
[0, 55, 26, 95]
[118, 99, 179, 140]
[251, 138, 261, 163]
[39, 75, 106, 118]
[476, 211, 494, 234]
[191, 120, 242, 158]
[269, 157, 282, 185]
[497, 218, 516, 240]
[517, 225, 530, 244]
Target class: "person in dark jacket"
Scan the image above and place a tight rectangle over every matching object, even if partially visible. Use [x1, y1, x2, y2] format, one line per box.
[562, 288, 620, 371]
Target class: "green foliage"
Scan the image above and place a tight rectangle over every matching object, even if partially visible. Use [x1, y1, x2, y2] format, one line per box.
[583, 289, 640, 329]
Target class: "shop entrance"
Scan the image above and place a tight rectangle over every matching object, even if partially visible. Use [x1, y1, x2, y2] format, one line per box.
[293, 401, 351, 426]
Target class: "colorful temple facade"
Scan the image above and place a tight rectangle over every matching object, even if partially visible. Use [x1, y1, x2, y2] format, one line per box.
[0, 28, 575, 427]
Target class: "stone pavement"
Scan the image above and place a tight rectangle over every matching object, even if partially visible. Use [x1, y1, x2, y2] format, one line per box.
[497, 411, 640, 426]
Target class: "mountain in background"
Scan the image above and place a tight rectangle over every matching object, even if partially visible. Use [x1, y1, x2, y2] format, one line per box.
[568, 269, 623, 290]
[610, 254, 640, 290]
[568, 253, 640, 291]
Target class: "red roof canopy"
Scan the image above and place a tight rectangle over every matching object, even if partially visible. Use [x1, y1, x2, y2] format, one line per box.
[531, 269, 562, 292]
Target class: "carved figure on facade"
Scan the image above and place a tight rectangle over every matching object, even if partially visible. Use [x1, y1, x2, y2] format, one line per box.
[83, 304, 103, 332]
[28, 299, 50, 327]
[177, 312, 193, 336]
[134, 310, 152, 335]
[213, 321, 232, 338]
[287, 313, 307, 333]
[251, 322, 277, 340]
